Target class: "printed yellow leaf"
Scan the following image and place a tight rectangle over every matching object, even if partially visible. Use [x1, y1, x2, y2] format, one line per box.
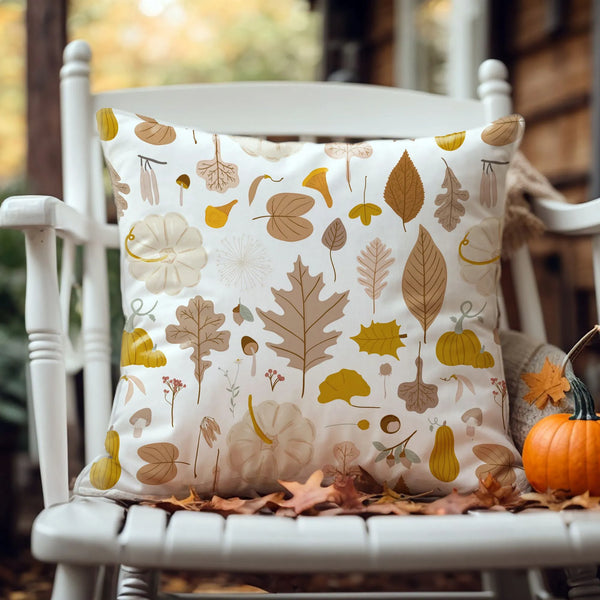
[402, 225, 447, 343]
[384, 150, 424, 231]
[521, 357, 570, 409]
[318, 369, 378, 408]
[350, 320, 406, 358]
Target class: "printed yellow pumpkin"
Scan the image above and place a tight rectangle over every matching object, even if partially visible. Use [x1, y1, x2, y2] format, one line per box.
[120, 299, 166, 368]
[435, 131, 466, 151]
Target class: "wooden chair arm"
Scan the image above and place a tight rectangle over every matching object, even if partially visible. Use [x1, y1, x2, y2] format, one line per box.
[532, 196, 600, 236]
[0, 195, 118, 247]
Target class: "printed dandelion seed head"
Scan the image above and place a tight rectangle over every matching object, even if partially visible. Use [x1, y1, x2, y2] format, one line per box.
[216, 235, 272, 290]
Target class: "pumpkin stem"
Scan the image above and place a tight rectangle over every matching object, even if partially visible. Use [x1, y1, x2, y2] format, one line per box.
[569, 376, 599, 421]
[454, 301, 486, 334]
[561, 325, 600, 376]
[124, 298, 158, 332]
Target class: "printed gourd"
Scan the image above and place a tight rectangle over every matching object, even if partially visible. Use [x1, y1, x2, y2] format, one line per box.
[121, 299, 167, 368]
[90, 430, 121, 489]
[96, 108, 118, 141]
[429, 421, 460, 482]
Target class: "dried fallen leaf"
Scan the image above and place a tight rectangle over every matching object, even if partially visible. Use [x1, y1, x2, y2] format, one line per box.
[521, 357, 570, 409]
[423, 489, 482, 515]
[279, 470, 341, 514]
[475, 473, 523, 509]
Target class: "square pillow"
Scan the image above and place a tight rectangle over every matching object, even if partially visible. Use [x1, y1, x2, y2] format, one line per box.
[74, 108, 527, 500]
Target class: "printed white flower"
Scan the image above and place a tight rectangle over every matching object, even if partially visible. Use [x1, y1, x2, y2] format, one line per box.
[126, 212, 207, 295]
[459, 217, 501, 296]
[216, 235, 271, 290]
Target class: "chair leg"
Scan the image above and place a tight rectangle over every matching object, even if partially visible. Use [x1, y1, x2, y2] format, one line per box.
[51, 563, 98, 600]
[482, 569, 534, 600]
[564, 566, 600, 599]
[116, 565, 159, 600]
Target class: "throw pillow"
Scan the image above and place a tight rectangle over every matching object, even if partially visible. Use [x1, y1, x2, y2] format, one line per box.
[74, 107, 526, 500]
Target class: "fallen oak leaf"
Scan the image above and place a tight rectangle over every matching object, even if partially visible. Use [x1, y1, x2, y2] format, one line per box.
[333, 476, 368, 510]
[279, 469, 341, 514]
[208, 492, 286, 516]
[520, 489, 600, 512]
[423, 489, 483, 515]
[474, 473, 523, 509]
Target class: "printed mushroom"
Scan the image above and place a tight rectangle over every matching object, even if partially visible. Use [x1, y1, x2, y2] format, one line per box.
[130, 408, 152, 438]
[176, 174, 190, 206]
[241, 336, 259, 376]
[461, 407, 483, 437]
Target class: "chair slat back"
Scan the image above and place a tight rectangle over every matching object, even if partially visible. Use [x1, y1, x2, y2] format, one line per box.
[59, 40, 547, 463]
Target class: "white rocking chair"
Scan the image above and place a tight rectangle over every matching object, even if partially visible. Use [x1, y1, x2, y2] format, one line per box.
[3, 39, 600, 600]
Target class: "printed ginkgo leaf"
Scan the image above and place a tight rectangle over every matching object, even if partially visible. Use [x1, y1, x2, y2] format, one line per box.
[357, 238, 395, 314]
[434, 158, 470, 231]
[136, 442, 189, 485]
[521, 357, 570, 409]
[196, 134, 239, 193]
[350, 320, 406, 358]
[321, 218, 347, 281]
[257, 256, 349, 396]
[384, 150, 424, 231]
[318, 369, 378, 408]
[402, 225, 447, 343]
[253, 193, 315, 242]
[165, 296, 231, 403]
[473, 444, 517, 486]
[397, 344, 439, 414]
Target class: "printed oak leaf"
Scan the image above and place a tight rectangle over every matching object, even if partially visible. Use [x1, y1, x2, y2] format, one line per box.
[384, 149, 424, 231]
[165, 296, 231, 404]
[357, 238, 395, 314]
[253, 193, 315, 242]
[279, 469, 341, 514]
[196, 134, 239, 193]
[521, 357, 570, 409]
[136, 442, 189, 486]
[434, 158, 469, 231]
[351, 320, 407, 358]
[397, 343, 439, 414]
[257, 256, 349, 397]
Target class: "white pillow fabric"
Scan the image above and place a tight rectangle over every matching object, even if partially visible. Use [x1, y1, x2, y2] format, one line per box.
[74, 108, 527, 500]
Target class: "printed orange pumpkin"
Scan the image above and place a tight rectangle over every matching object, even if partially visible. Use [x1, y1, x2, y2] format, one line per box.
[522, 377, 600, 496]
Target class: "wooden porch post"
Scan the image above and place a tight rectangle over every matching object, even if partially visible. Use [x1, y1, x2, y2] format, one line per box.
[26, 0, 67, 197]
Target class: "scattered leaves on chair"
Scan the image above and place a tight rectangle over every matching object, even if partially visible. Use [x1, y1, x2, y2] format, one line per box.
[279, 470, 342, 514]
[521, 357, 570, 409]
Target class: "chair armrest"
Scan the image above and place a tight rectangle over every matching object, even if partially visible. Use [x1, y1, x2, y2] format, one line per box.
[532, 196, 600, 236]
[0, 195, 119, 248]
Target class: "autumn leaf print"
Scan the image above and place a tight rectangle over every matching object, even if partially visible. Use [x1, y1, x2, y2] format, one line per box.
[165, 296, 231, 404]
[384, 150, 424, 231]
[473, 444, 517, 485]
[321, 218, 347, 281]
[402, 225, 447, 343]
[324, 142, 373, 191]
[350, 320, 407, 359]
[397, 343, 439, 414]
[196, 134, 239, 193]
[357, 238, 394, 313]
[434, 158, 470, 231]
[253, 193, 315, 242]
[136, 442, 189, 485]
[257, 256, 349, 397]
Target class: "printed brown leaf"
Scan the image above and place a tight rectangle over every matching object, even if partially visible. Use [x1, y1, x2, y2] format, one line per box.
[166, 296, 231, 403]
[402, 225, 447, 343]
[397, 345, 439, 413]
[434, 158, 469, 231]
[254, 193, 315, 242]
[321, 218, 347, 281]
[473, 444, 517, 486]
[257, 256, 349, 397]
[196, 134, 239, 193]
[137, 442, 188, 486]
[384, 149, 424, 231]
[357, 238, 395, 314]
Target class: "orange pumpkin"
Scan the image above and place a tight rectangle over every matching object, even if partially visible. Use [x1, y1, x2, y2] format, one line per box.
[522, 377, 600, 496]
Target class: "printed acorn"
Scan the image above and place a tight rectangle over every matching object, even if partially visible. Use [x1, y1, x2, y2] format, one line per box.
[205, 199, 238, 228]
